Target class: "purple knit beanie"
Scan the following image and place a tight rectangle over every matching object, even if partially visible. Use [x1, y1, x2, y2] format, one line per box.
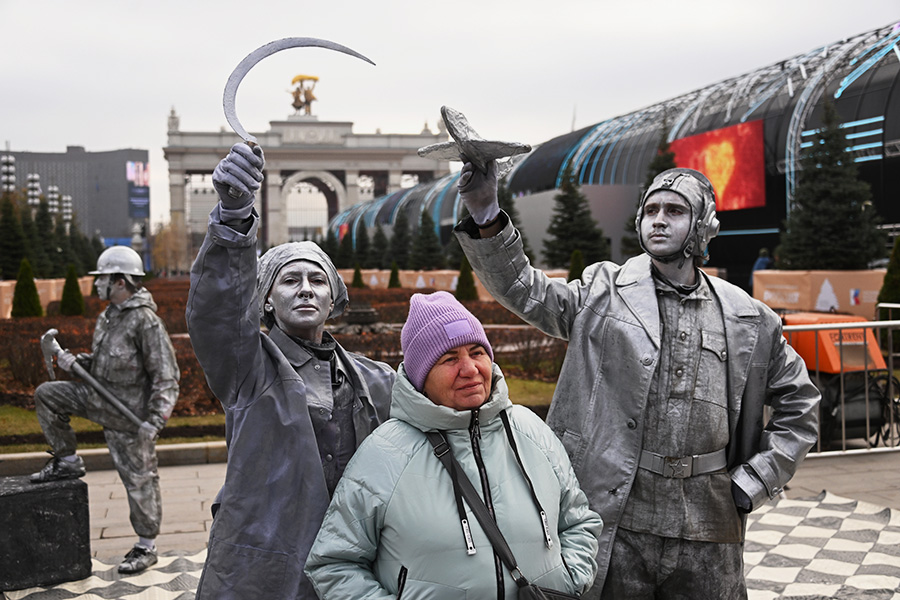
[401, 291, 494, 391]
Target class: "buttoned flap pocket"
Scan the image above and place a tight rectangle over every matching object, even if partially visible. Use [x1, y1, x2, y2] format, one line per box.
[557, 428, 587, 470]
[695, 330, 728, 404]
[94, 344, 141, 384]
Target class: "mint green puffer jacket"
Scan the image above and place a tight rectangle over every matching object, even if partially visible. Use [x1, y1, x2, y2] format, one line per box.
[305, 363, 602, 599]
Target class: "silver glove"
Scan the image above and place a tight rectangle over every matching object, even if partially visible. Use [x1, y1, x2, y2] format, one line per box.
[56, 350, 76, 372]
[212, 143, 265, 218]
[138, 421, 160, 444]
[458, 157, 499, 225]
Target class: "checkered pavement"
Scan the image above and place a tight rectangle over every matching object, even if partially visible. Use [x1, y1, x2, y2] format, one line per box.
[745, 491, 900, 599]
[5, 492, 900, 599]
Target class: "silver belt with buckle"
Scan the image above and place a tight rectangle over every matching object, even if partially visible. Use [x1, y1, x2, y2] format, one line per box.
[638, 448, 727, 479]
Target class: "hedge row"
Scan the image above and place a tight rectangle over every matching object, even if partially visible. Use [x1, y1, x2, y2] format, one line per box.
[1, 279, 563, 416]
[0, 317, 219, 416]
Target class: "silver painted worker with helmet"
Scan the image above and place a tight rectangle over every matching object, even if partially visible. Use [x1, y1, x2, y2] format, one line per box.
[31, 245, 180, 574]
[455, 163, 820, 599]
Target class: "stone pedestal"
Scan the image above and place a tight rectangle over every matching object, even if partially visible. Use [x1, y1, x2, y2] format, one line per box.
[0, 476, 91, 590]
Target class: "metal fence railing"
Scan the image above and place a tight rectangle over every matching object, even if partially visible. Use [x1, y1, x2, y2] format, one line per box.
[783, 312, 900, 455]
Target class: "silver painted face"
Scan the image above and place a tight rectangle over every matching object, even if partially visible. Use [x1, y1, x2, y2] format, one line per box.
[639, 191, 693, 259]
[95, 275, 112, 301]
[267, 260, 334, 341]
[636, 168, 720, 263]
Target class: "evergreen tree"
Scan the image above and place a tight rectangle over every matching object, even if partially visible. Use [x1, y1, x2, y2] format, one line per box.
[54, 218, 82, 276]
[542, 163, 610, 268]
[498, 177, 533, 260]
[355, 222, 374, 268]
[20, 207, 52, 278]
[409, 210, 445, 270]
[336, 230, 355, 269]
[388, 261, 401, 288]
[445, 235, 465, 271]
[323, 228, 339, 264]
[779, 100, 885, 269]
[455, 255, 479, 301]
[622, 126, 677, 260]
[388, 210, 411, 269]
[91, 235, 106, 260]
[371, 223, 390, 269]
[69, 217, 98, 275]
[0, 196, 26, 280]
[60, 263, 85, 316]
[350, 263, 366, 288]
[568, 249, 585, 282]
[11, 258, 43, 317]
[34, 201, 62, 277]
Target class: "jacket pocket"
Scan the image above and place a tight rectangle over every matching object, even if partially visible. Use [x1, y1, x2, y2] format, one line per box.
[696, 330, 728, 405]
[396, 576, 467, 599]
[558, 429, 586, 469]
[95, 344, 141, 384]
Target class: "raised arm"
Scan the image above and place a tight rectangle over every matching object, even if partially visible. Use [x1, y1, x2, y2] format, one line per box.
[454, 159, 592, 340]
[186, 143, 267, 406]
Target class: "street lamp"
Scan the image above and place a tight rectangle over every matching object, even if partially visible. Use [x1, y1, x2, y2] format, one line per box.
[47, 185, 59, 215]
[26, 173, 41, 216]
[62, 194, 73, 235]
[0, 155, 14, 194]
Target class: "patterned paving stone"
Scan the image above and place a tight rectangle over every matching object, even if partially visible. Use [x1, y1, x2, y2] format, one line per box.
[5, 493, 900, 599]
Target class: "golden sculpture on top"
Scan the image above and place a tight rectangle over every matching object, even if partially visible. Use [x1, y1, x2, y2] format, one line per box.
[290, 75, 319, 115]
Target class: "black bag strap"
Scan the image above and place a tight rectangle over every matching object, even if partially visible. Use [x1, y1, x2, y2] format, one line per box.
[426, 430, 531, 588]
[499, 410, 554, 549]
[429, 431, 477, 555]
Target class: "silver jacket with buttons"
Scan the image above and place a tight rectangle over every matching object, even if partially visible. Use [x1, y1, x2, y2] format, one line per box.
[89, 288, 180, 430]
[187, 206, 395, 600]
[456, 215, 819, 588]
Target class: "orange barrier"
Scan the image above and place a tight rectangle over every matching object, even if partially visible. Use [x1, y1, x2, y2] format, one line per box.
[783, 312, 886, 374]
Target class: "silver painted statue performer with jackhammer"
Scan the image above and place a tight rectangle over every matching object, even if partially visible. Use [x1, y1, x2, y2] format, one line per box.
[452, 139, 820, 597]
[186, 141, 394, 599]
[31, 245, 180, 574]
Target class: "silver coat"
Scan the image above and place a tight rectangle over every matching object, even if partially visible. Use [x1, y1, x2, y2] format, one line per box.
[456, 216, 820, 589]
[187, 207, 395, 599]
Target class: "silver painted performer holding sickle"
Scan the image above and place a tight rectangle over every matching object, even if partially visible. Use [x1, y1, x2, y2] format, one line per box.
[186, 37, 394, 599]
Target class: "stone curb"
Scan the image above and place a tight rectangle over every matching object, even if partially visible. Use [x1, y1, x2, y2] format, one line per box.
[0, 441, 227, 477]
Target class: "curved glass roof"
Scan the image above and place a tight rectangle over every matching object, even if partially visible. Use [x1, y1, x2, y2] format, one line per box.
[331, 20, 900, 246]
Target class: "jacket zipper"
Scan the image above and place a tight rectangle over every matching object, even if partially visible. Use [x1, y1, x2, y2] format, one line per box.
[469, 408, 504, 600]
[397, 565, 408, 598]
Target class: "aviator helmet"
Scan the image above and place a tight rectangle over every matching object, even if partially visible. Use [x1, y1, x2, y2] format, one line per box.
[635, 168, 720, 265]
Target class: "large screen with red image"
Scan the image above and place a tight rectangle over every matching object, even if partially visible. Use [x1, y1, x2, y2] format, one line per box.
[668, 119, 765, 211]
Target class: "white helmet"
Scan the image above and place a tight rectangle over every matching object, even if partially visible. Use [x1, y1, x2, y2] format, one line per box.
[90, 246, 145, 277]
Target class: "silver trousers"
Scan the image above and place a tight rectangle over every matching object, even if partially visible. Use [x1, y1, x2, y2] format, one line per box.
[34, 380, 162, 539]
[597, 527, 747, 600]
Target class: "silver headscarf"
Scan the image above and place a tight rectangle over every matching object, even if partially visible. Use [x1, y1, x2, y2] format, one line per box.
[256, 241, 348, 328]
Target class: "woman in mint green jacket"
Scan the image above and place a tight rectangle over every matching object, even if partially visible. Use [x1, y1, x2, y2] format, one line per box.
[306, 292, 602, 599]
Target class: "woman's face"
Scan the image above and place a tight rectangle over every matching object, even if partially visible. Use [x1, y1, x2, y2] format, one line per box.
[267, 260, 333, 342]
[422, 344, 493, 411]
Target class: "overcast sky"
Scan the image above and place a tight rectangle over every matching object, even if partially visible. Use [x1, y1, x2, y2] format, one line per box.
[2, 1, 897, 228]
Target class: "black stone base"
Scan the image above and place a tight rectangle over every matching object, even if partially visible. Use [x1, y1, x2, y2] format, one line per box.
[0, 475, 91, 591]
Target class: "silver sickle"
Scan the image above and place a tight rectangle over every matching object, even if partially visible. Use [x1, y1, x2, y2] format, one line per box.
[223, 37, 376, 144]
